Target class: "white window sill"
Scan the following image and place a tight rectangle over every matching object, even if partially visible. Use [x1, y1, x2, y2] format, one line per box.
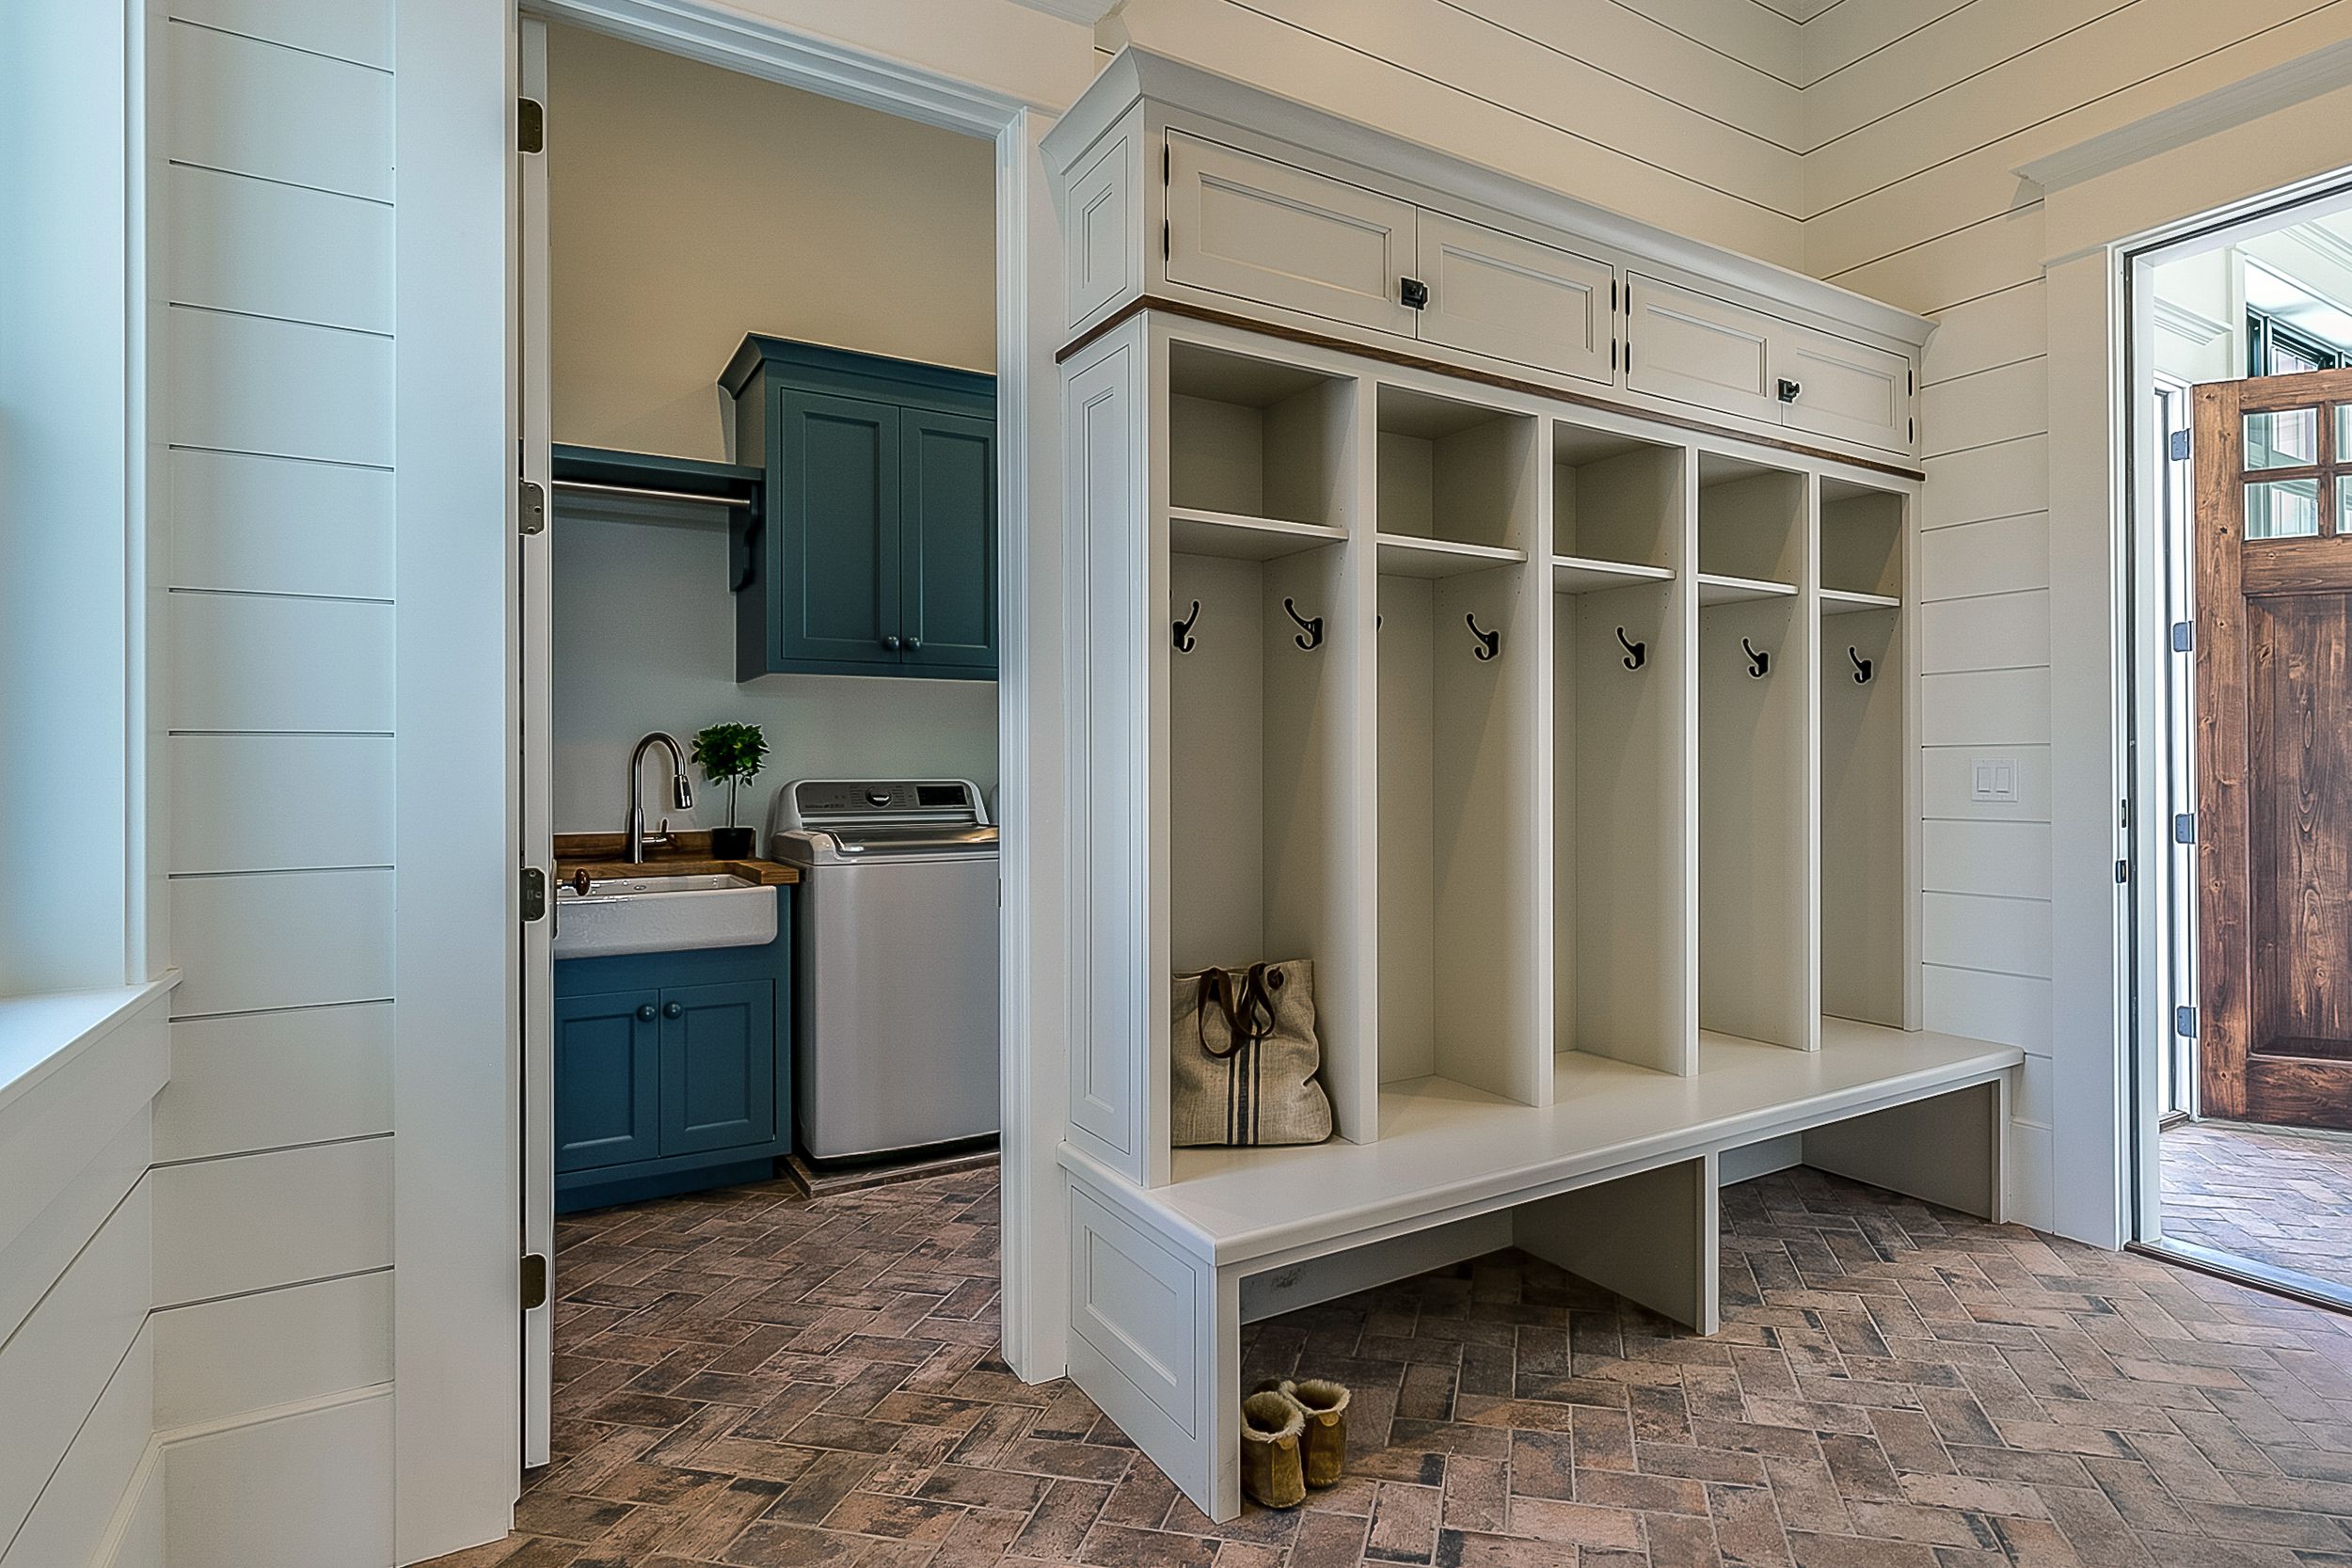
[0, 974, 179, 1117]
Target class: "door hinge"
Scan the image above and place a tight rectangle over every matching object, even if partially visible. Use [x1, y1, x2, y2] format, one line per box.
[1908, 416, 1915, 444]
[2173, 812, 2197, 845]
[2175, 1005, 2199, 1038]
[2170, 620, 2194, 652]
[1611, 277, 1618, 311]
[2169, 428, 2191, 462]
[520, 1252, 548, 1311]
[1162, 219, 1169, 260]
[521, 865, 548, 922]
[2114, 858, 2130, 884]
[519, 478, 546, 537]
[518, 97, 546, 155]
[1907, 368, 1915, 396]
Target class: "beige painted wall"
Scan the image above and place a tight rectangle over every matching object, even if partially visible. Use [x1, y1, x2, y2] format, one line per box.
[547, 22, 996, 460]
[546, 24, 1000, 832]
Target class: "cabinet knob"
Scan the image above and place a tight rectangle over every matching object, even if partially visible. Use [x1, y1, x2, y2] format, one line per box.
[882, 634, 903, 651]
[906, 635, 922, 651]
[636, 1004, 656, 1022]
[1776, 378, 1802, 403]
[662, 1001, 683, 1019]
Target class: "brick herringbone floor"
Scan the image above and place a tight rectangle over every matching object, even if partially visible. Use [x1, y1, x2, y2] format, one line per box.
[426, 1164, 2352, 1568]
[2163, 1117, 2352, 1293]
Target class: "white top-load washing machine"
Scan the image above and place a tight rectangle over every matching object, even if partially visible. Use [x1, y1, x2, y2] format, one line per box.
[770, 779, 999, 1162]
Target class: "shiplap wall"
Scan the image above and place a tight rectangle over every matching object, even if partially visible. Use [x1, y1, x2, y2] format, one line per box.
[151, 0, 399, 1561]
[1804, 0, 2352, 1228]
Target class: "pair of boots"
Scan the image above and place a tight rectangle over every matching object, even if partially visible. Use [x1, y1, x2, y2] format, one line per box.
[1239, 1379, 1350, 1509]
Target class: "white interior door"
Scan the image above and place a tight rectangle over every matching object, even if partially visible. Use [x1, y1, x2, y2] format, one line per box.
[517, 15, 555, 1471]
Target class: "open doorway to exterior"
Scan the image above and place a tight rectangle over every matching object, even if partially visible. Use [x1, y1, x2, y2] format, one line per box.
[2137, 192, 2352, 1306]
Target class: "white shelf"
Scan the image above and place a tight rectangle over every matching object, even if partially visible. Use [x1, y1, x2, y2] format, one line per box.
[1168, 506, 1346, 560]
[1128, 1019, 2021, 1267]
[1551, 555, 1673, 594]
[1695, 571, 1796, 607]
[1820, 587, 1900, 615]
[1375, 532, 1527, 578]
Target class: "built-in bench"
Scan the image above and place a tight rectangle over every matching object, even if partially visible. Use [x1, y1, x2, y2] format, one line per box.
[1059, 1020, 2022, 1519]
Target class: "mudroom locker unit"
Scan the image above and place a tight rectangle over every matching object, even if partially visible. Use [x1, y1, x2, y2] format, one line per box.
[1047, 50, 2023, 1519]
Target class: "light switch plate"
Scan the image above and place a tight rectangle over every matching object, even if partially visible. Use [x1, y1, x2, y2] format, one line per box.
[1971, 756, 2018, 804]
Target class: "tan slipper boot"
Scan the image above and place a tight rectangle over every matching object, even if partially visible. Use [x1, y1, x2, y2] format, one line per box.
[1239, 1390, 1307, 1509]
[1287, 1379, 1351, 1488]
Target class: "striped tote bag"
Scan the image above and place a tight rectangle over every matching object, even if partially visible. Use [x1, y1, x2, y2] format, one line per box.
[1171, 960, 1332, 1147]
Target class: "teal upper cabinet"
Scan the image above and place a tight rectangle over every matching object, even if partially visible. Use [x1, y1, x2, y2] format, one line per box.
[725, 338, 995, 680]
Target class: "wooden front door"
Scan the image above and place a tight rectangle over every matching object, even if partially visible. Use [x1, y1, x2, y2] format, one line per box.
[2195, 369, 2352, 1128]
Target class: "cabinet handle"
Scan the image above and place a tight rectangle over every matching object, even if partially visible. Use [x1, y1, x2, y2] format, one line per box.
[1776, 378, 1802, 404]
[662, 1001, 683, 1019]
[882, 634, 903, 651]
[906, 635, 922, 651]
[1400, 277, 1429, 309]
[636, 1004, 656, 1022]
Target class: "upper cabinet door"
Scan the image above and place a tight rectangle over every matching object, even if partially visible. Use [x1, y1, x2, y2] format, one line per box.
[1773, 323, 1912, 453]
[1166, 132, 1419, 337]
[899, 408, 998, 675]
[1413, 214, 1616, 386]
[1626, 275, 1778, 424]
[776, 390, 901, 669]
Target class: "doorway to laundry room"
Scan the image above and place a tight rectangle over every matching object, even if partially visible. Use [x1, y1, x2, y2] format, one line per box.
[2135, 184, 2352, 1309]
[515, 14, 1008, 1471]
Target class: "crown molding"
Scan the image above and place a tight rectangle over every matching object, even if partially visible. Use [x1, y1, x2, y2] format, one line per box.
[2019, 38, 2352, 195]
[2152, 295, 2233, 347]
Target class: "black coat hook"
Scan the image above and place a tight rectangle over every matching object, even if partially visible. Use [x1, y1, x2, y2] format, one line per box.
[1616, 626, 1646, 671]
[1283, 597, 1324, 651]
[1467, 612, 1500, 661]
[1173, 599, 1200, 654]
[1742, 637, 1770, 678]
[1849, 646, 1873, 684]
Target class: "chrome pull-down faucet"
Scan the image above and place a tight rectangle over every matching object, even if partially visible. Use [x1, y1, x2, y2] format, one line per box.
[628, 732, 695, 863]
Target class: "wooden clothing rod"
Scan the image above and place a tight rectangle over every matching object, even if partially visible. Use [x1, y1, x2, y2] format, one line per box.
[552, 479, 753, 508]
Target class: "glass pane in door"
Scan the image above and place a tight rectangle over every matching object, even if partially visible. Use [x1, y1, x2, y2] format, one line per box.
[2248, 476, 2321, 539]
[2246, 406, 2319, 468]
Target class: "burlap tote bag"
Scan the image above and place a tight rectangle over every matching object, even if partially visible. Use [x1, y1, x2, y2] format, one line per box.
[1171, 959, 1332, 1147]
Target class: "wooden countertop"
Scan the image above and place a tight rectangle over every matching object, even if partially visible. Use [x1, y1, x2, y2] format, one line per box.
[554, 832, 800, 888]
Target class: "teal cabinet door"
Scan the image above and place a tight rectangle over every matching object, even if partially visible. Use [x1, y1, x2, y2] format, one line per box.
[554, 990, 660, 1173]
[775, 390, 899, 670]
[899, 409, 997, 675]
[657, 980, 776, 1156]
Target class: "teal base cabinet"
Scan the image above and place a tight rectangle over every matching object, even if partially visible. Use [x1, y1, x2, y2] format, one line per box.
[723, 337, 996, 681]
[553, 911, 792, 1213]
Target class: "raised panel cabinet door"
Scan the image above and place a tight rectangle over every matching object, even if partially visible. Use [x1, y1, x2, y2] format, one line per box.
[554, 990, 660, 1172]
[1413, 213, 1616, 386]
[1772, 323, 1913, 453]
[1165, 131, 1419, 337]
[899, 408, 997, 675]
[1625, 275, 1778, 423]
[657, 979, 776, 1157]
[775, 390, 902, 668]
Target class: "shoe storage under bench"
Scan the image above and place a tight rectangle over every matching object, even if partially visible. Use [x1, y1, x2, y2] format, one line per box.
[1058, 1022, 2021, 1521]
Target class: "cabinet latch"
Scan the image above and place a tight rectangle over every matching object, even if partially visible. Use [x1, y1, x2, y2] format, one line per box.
[520, 1252, 548, 1311]
[1400, 277, 1429, 309]
[1776, 378, 1802, 404]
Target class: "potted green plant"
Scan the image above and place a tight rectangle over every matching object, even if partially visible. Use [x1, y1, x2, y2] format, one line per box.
[691, 721, 769, 859]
